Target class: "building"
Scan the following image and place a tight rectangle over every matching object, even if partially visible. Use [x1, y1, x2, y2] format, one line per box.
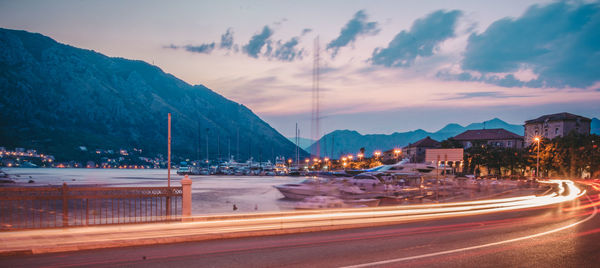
[402, 136, 441, 163]
[382, 148, 402, 163]
[524, 112, 591, 146]
[453, 129, 523, 149]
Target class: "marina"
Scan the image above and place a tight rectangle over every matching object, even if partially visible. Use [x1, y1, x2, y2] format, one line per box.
[1, 167, 538, 216]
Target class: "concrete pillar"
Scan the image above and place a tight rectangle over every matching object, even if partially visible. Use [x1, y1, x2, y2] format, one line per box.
[181, 175, 192, 221]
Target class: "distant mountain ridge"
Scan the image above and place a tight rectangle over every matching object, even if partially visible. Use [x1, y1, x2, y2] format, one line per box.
[0, 28, 307, 161]
[308, 118, 525, 158]
[310, 117, 600, 158]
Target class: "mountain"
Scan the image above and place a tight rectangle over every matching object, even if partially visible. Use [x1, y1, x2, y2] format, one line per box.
[0, 28, 307, 161]
[308, 118, 524, 158]
[592, 118, 600, 135]
[286, 137, 314, 151]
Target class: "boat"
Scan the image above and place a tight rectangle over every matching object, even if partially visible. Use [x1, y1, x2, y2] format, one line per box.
[274, 178, 340, 200]
[294, 196, 346, 209]
[176, 161, 202, 175]
[344, 198, 381, 207]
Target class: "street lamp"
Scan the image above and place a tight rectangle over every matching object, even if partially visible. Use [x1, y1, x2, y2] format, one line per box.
[534, 136, 540, 179]
[374, 151, 381, 159]
[394, 149, 401, 161]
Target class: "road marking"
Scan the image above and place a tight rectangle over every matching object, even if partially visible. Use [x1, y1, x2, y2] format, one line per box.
[341, 194, 598, 268]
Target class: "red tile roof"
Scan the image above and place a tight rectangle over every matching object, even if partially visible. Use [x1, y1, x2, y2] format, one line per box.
[404, 136, 441, 148]
[525, 112, 591, 124]
[453, 129, 523, 141]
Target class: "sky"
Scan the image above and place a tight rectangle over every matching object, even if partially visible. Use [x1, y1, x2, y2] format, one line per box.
[1, 0, 599, 139]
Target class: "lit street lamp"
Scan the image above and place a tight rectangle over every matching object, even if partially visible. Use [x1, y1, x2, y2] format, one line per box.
[374, 151, 381, 159]
[394, 149, 401, 161]
[534, 136, 540, 179]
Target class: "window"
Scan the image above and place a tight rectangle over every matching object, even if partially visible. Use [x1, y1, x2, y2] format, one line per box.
[507, 141, 512, 147]
[555, 128, 559, 135]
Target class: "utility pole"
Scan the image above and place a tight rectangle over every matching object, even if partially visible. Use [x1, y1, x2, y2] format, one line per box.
[196, 122, 200, 161]
[167, 113, 171, 187]
[311, 36, 321, 159]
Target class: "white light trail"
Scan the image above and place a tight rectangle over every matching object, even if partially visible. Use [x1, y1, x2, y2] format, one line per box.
[2, 180, 586, 255]
[341, 180, 595, 268]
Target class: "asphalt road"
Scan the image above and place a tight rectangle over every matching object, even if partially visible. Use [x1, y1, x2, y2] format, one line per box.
[1, 191, 599, 268]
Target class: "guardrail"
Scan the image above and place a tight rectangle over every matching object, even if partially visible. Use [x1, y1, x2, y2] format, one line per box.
[0, 183, 184, 230]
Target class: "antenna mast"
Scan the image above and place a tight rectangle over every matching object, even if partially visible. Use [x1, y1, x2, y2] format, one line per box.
[311, 37, 321, 159]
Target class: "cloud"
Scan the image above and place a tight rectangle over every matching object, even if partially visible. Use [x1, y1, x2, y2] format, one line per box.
[184, 43, 215, 54]
[168, 26, 306, 61]
[219, 28, 234, 50]
[301, 28, 312, 35]
[327, 10, 379, 57]
[371, 9, 462, 67]
[163, 44, 178, 50]
[444, 91, 530, 100]
[272, 37, 305, 61]
[462, 2, 600, 88]
[437, 70, 545, 88]
[243, 25, 274, 58]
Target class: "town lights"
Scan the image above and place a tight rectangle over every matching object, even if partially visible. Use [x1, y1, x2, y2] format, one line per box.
[348, 155, 353, 161]
[324, 157, 329, 162]
[357, 153, 363, 160]
[374, 151, 381, 158]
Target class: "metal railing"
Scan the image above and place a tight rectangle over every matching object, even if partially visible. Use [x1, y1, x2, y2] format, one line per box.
[0, 183, 182, 230]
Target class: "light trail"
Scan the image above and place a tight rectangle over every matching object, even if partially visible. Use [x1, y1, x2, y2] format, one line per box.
[2, 180, 586, 255]
[340, 180, 596, 268]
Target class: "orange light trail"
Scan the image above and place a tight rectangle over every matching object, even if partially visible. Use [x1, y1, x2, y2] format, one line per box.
[1, 180, 587, 255]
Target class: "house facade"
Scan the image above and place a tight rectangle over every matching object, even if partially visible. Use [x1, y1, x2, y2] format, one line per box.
[402, 136, 441, 163]
[524, 112, 591, 146]
[452, 129, 524, 149]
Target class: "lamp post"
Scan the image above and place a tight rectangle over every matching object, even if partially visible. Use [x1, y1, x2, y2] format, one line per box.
[534, 137, 540, 179]
[592, 140, 596, 179]
[394, 149, 401, 162]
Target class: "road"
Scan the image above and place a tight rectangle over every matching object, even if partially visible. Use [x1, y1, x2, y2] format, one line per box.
[1, 184, 599, 267]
